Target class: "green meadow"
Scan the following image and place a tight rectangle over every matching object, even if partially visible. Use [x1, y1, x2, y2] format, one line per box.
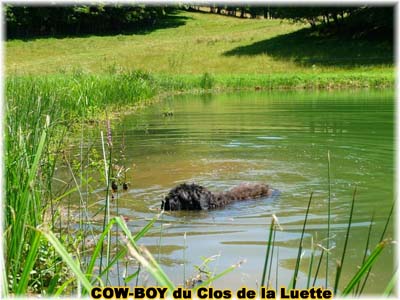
[6, 11, 393, 78]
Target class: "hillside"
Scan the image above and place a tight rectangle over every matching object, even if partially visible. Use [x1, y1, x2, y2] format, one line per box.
[6, 10, 393, 76]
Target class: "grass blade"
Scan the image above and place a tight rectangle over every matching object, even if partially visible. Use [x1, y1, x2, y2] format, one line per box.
[99, 248, 127, 279]
[275, 246, 279, 291]
[261, 216, 276, 286]
[306, 237, 315, 289]
[115, 216, 175, 292]
[11, 116, 49, 280]
[383, 268, 397, 297]
[358, 203, 394, 295]
[193, 260, 244, 291]
[54, 277, 76, 296]
[267, 228, 277, 286]
[125, 244, 175, 292]
[354, 212, 374, 295]
[40, 228, 93, 293]
[379, 203, 394, 242]
[291, 192, 313, 289]
[312, 248, 325, 286]
[134, 214, 162, 242]
[334, 187, 356, 294]
[183, 232, 187, 285]
[15, 229, 41, 294]
[46, 274, 60, 295]
[326, 151, 331, 289]
[97, 215, 159, 279]
[87, 218, 116, 276]
[124, 269, 140, 284]
[342, 240, 390, 296]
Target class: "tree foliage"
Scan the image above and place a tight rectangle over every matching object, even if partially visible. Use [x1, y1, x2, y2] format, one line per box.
[5, 5, 175, 38]
[273, 6, 393, 31]
[6, 5, 393, 40]
[187, 5, 393, 39]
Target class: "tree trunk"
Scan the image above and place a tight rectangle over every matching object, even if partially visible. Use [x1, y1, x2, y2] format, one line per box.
[308, 18, 316, 29]
[264, 7, 271, 19]
[325, 14, 330, 25]
[332, 14, 339, 26]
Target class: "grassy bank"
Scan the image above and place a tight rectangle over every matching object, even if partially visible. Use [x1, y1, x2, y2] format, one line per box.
[6, 9, 394, 121]
[158, 71, 393, 91]
[6, 10, 394, 99]
[6, 70, 394, 122]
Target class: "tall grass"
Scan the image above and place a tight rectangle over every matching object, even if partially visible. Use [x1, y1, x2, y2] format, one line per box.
[5, 71, 156, 295]
[5, 82, 58, 295]
[7, 71, 394, 117]
[6, 72, 156, 122]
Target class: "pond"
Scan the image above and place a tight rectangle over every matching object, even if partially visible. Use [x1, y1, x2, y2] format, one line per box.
[68, 89, 394, 294]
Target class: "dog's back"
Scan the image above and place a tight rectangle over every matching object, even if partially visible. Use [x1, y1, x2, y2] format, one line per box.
[225, 182, 272, 200]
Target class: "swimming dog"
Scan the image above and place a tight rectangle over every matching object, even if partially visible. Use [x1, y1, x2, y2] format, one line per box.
[161, 182, 272, 211]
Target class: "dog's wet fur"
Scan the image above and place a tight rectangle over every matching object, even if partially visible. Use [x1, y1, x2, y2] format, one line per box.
[161, 182, 273, 211]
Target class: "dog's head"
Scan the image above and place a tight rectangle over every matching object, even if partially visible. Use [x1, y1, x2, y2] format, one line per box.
[161, 183, 210, 211]
[161, 195, 182, 211]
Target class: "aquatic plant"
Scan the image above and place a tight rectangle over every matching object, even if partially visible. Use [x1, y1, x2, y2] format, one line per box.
[200, 72, 215, 89]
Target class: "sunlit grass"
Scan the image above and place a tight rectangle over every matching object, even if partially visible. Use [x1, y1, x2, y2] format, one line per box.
[6, 11, 393, 76]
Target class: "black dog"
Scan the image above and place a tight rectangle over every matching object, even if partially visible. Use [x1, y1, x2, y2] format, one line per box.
[161, 182, 272, 211]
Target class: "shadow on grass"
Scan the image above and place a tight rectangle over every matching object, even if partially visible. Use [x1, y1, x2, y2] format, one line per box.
[7, 13, 191, 41]
[224, 27, 394, 67]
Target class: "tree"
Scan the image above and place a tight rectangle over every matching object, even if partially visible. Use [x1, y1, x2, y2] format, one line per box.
[5, 4, 175, 38]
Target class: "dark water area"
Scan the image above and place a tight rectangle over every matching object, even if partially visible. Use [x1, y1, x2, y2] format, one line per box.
[64, 89, 395, 294]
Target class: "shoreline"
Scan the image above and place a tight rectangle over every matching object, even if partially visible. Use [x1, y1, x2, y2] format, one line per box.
[6, 71, 394, 124]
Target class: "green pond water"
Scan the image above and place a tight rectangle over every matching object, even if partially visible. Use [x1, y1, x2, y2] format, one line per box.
[71, 89, 395, 294]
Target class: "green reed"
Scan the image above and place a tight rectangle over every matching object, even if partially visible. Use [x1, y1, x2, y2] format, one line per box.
[291, 192, 313, 289]
[260, 187, 394, 297]
[261, 216, 275, 287]
[357, 202, 394, 295]
[5, 79, 58, 295]
[326, 151, 331, 289]
[333, 187, 356, 294]
[5, 71, 156, 295]
[7, 72, 157, 121]
[354, 211, 375, 295]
